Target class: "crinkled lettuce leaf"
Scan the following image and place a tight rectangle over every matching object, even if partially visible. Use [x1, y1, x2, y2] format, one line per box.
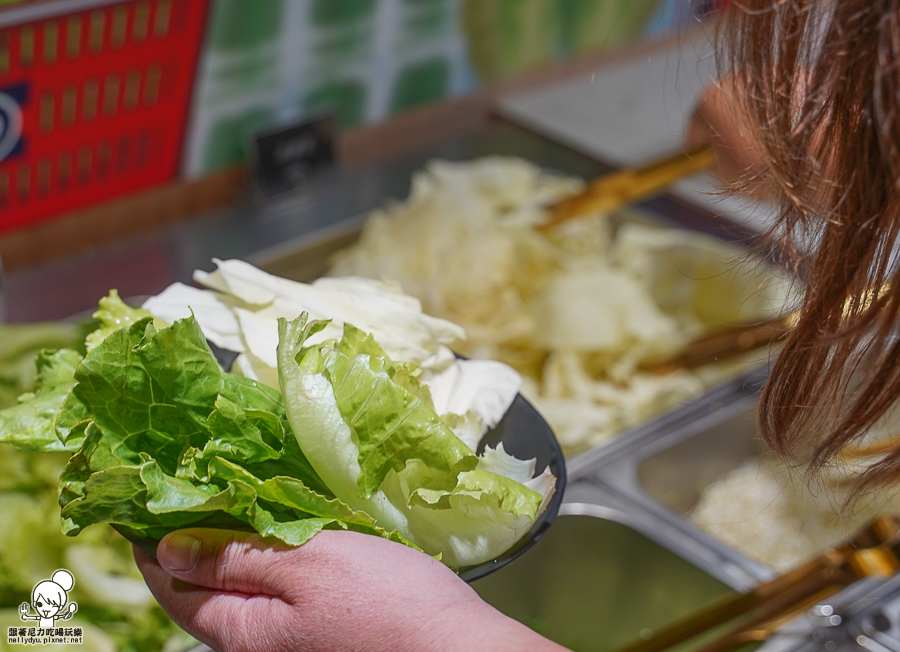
[59, 315, 413, 549]
[0, 349, 82, 453]
[278, 314, 551, 568]
[84, 289, 163, 352]
[288, 317, 478, 499]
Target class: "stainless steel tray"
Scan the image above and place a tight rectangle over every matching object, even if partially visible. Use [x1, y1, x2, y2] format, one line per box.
[564, 365, 769, 483]
[561, 385, 900, 652]
[575, 366, 900, 641]
[471, 480, 741, 652]
[574, 367, 777, 584]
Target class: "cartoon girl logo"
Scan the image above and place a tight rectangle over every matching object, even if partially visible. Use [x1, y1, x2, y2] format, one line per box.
[19, 569, 78, 629]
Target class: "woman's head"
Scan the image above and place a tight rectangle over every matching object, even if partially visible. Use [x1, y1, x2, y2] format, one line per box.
[719, 1, 900, 490]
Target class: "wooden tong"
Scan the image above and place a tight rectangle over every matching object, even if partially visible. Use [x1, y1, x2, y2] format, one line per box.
[841, 439, 900, 461]
[538, 145, 714, 232]
[614, 516, 900, 652]
[640, 313, 796, 375]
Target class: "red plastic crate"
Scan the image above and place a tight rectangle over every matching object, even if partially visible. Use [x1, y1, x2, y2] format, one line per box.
[0, 0, 209, 234]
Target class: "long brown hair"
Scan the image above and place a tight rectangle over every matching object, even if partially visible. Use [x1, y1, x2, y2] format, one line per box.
[721, 1, 900, 489]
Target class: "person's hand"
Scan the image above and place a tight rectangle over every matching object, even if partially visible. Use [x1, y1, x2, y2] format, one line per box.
[135, 528, 565, 652]
[686, 78, 773, 199]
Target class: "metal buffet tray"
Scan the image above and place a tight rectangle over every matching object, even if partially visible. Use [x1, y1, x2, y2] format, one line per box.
[570, 367, 774, 585]
[471, 481, 739, 652]
[569, 367, 900, 651]
[471, 478, 900, 652]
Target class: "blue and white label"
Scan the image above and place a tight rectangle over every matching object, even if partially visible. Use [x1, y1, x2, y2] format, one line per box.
[0, 83, 27, 164]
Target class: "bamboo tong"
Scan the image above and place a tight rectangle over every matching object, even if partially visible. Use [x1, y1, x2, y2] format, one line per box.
[614, 516, 900, 652]
[638, 283, 893, 374]
[538, 144, 715, 232]
[640, 313, 795, 375]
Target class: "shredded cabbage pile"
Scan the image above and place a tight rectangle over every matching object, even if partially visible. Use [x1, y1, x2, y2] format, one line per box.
[692, 405, 900, 572]
[330, 157, 793, 454]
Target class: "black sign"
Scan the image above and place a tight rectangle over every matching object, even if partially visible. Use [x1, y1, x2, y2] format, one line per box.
[252, 114, 337, 198]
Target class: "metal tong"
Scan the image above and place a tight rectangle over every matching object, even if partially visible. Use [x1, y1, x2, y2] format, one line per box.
[538, 145, 714, 232]
[614, 516, 900, 652]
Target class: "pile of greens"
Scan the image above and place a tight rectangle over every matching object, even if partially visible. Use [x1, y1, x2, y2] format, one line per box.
[0, 316, 195, 652]
[0, 321, 87, 410]
[56, 314, 413, 551]
[2, 284, 553, 576]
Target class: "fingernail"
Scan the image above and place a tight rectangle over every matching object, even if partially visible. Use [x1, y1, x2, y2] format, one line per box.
[164, 534, 201, 572]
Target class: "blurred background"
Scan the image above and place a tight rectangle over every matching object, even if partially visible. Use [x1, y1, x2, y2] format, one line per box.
[11, 5, 900, 652]
[0, 0, 715, 256]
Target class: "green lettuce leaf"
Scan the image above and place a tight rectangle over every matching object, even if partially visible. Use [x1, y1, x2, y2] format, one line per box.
[290, 317, 477, 499]
[0, 349, 82, 452]
[84, 289, 164, 352]
[59, 315, 412, 549]
[277, 313, 544, 568]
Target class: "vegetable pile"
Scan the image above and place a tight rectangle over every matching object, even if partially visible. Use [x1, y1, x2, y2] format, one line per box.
[0, 445, 196, 652]
[692, 404, 900, 573]
[1, 261, 555, 575]
[0, 323, 195, 652]
[330, 157, 794, 454]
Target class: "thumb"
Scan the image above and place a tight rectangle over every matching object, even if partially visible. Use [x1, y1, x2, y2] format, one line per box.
[137, 532, 301, 652]
[157, 528, 295, 596]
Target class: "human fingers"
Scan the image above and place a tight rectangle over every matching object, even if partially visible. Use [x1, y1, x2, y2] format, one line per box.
[135, 530, 305, 652]
[135, 538, 299, 652]
[155, 528, 297, 595]
[136, 532, 565, 652]
[138, 530, 450, 652]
